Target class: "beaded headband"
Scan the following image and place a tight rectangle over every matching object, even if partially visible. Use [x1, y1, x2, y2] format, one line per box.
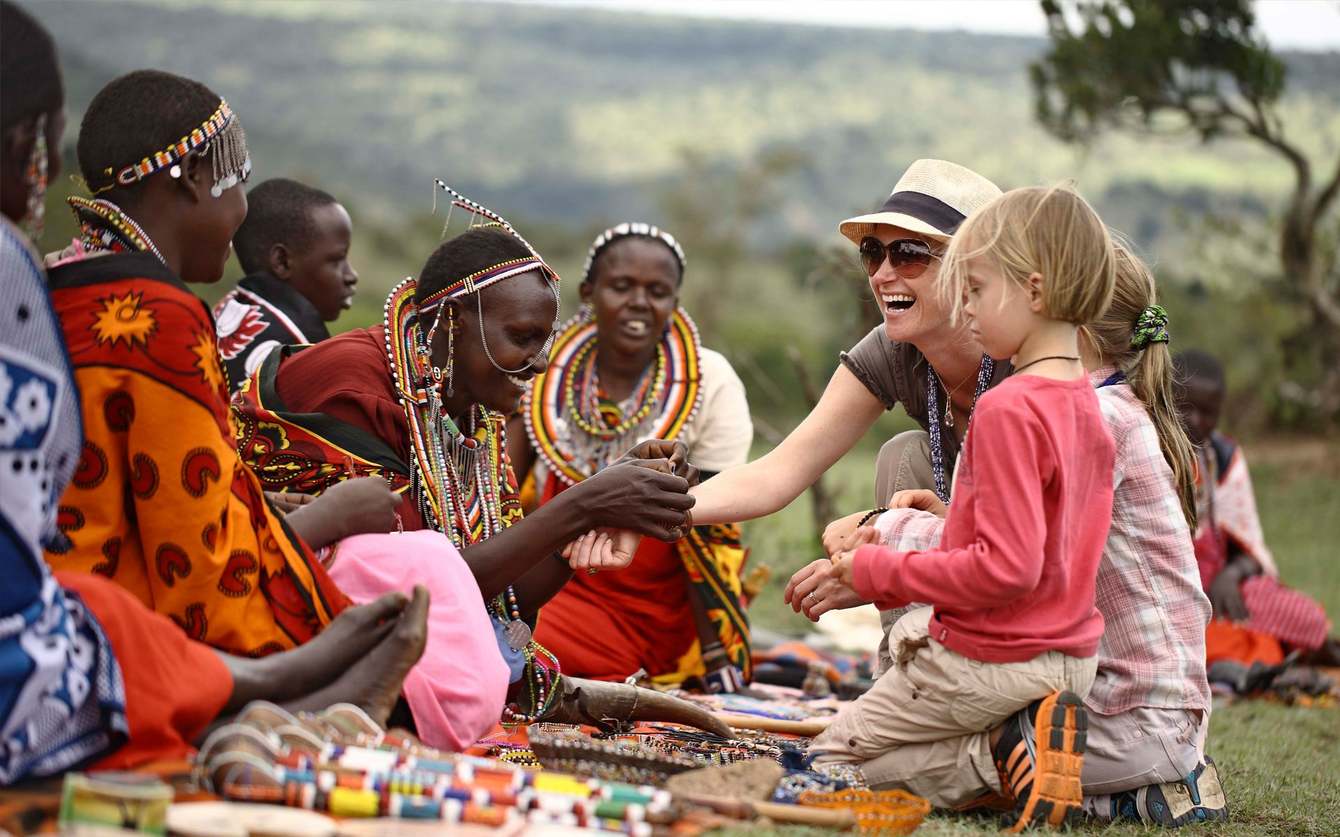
[417, 180, 560, 315]
[582, 221, 686, 284]
[90, 99, 251, 198]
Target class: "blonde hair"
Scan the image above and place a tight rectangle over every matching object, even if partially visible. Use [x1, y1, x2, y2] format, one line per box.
[1083, 239, 1198, 530]
[940, 184, 1116, 326]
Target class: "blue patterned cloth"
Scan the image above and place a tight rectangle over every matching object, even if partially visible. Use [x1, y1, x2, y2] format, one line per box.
[0, 218, 127, 784]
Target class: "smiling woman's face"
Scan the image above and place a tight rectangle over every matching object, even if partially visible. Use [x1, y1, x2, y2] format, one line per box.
[863, 224, 954, 345]
[582, 237, 680, 359]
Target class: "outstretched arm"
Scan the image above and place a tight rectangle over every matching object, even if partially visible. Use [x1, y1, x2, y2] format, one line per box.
[689, 365, 885, 525]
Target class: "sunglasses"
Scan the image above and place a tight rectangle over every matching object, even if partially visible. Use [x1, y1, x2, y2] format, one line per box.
[858, 236, 939, 278]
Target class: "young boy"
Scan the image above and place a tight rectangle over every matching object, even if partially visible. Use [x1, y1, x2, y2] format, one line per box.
[215, 178, 357, 389]
[1175, 350, 1336, 666]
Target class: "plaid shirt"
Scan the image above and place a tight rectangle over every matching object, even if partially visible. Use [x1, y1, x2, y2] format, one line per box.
[874, 370, 1210, 716]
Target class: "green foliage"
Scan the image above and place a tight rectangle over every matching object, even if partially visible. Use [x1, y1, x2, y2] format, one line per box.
[1033, 0, 1340, 430]
[1033, 0, 1286, 142]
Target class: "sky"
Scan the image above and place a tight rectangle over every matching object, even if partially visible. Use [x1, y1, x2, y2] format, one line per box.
[520, 0, 1340, 52]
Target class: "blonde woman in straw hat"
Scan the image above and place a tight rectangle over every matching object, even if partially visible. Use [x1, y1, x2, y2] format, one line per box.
[690, 159, 1008, 597]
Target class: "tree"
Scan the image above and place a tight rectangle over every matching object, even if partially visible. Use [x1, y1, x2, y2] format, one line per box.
[1031, 0, 1340, 422]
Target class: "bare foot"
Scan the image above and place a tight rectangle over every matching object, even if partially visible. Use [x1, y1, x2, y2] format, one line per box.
[221, 591, 410, 712]
[282, 585, 430, 727]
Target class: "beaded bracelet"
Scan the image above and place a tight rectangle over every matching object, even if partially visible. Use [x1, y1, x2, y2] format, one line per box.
[857, 507, 889, 527]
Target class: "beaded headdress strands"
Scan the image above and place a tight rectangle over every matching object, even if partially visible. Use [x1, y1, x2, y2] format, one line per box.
[23, 113, 49, 239]
[87, 100, 251, 198]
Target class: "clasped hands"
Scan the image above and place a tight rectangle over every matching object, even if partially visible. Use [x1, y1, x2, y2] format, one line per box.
[784, 488, 947, 621]
[562, 439, 697, 574]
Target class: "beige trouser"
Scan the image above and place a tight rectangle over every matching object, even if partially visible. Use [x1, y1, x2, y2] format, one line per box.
[811, 607, 1098, 809]
[1082, 706, 1205, 794]
[872, 431, 935, 672]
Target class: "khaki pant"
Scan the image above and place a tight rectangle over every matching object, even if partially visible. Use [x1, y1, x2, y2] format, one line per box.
[811, 607, 1097, 809]
[1082, 706, 1204, 794]
[873, 431, 935, 673]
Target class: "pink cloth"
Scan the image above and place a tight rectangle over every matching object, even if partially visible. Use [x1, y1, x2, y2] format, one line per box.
[852, 374, 1115, 663]
[327, 531, 509, 750]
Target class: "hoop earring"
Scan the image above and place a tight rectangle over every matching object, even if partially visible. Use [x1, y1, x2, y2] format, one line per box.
[23, 114, 49, 240]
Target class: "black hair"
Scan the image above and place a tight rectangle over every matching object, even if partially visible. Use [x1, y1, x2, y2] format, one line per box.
[233, 178, 339, 275]
[1173, 349, 1226, 391]
[417, 227, 532, 308]
[586, 233, 685, 287]
[1, 1, 63, 134]
[76, 69, 220, 198]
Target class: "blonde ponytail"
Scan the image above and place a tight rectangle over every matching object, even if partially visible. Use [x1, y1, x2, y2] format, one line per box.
[1085, 241, 1197, 530]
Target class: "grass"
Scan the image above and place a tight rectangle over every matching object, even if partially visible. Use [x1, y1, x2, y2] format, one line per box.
[738, 435, 1340, 835]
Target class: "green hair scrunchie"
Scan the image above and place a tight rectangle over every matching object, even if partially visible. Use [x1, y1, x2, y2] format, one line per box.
[1131, 305, 1170, 350]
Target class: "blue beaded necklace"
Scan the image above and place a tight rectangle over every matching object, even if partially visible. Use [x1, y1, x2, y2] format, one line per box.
[925, 355, 996, 503]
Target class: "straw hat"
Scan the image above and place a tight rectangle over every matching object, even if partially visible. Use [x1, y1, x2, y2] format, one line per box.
[839, 159, 1003, 244]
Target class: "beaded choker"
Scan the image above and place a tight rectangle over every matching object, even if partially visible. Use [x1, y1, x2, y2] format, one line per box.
[89, 100, 251, 198]
[523, 307, 703, 486]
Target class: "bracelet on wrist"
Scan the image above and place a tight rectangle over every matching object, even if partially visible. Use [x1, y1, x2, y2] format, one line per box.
[857, 507, 889, 527]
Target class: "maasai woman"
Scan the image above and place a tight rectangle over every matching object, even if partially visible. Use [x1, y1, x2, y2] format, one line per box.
[507, 223, 754, 687]
[1, 3, 429, 780]
[1176, 350, 1338, 667]
[44, 69, 401, 657]
[233, 190, 723, 732]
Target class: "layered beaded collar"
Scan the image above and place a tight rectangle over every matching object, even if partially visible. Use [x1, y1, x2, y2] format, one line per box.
[523, 307, 704, 486]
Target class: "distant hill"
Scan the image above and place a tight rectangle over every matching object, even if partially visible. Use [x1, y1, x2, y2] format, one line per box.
[25, 0, 1340, 256]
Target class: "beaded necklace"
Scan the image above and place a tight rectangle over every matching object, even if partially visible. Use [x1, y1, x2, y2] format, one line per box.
[925, 355, 995, 504]
[67, 197, 167, 263]
[383, 278, 559, 723]
[524, 308, 703, 486]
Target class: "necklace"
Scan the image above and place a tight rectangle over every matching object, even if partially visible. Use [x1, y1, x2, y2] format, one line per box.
[67, 197, 167, 263]
[567, 338, 667, 439]
[525, 307, 704, 486]
[1010, 355, 1082, 376]
[929, 367, 970, 429]
[925, 355, 995, 504]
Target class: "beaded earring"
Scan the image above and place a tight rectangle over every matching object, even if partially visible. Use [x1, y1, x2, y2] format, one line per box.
[23, 114, 48, 239]
[427, 305, 456, 399]
[579, 301, 594, 322]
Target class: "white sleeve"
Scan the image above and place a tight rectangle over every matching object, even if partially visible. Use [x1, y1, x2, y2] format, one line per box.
[683, 348, 753, 473]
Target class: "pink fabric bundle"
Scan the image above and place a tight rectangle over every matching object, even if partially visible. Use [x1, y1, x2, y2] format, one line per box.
[327, 531, 510, 750]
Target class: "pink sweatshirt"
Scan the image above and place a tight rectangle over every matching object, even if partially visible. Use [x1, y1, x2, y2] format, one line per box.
[852, 374, 1115, 663]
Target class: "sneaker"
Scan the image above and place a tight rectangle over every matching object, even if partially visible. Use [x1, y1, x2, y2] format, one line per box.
[991, 690, 1088, 832]
[1106, 757, 1230, 827]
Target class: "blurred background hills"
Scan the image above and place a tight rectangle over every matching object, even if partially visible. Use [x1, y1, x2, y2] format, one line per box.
[24, 0, 1340, 432]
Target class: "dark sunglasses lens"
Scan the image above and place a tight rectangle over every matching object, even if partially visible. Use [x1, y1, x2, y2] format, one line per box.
[858, 237, 886, 274]
[890, 240, 932, 278]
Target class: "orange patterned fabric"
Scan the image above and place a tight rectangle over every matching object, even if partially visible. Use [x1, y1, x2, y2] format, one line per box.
[45, 252, 349, 656]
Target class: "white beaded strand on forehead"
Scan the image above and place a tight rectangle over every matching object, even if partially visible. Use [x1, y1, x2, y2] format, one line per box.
[582, 221, 687, 284]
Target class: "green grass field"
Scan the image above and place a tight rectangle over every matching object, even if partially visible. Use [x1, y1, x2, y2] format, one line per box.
[738, 436, 1340, 835]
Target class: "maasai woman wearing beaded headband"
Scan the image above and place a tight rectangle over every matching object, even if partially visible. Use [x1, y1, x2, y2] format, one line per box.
[234, 185, 726, 736]
[44, 70, 408, 658]
[507, 222, 755, 688]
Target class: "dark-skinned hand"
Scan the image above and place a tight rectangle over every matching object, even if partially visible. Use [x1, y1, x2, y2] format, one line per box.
[1208, 558, 1254, 622]
[288, 477, 399, 549]
[568, 459, 695, 542]
[615, 439, 700, 486]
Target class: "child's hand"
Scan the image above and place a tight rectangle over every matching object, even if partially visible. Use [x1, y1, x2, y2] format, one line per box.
[821, 510, 870, 558]
[890, 489, 948, 518]
[563, 528, 638, 573]
[831, 550, 857, 586]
